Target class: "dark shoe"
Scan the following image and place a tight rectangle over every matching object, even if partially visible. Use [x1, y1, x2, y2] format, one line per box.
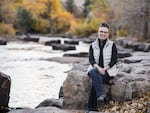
[97, 95, 105, 107]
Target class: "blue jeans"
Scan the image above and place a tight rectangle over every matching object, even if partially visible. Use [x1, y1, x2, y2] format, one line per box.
[87, 67, 111, 111]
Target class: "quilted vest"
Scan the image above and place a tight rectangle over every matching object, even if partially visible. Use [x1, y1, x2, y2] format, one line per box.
[88, 39, 117, 77]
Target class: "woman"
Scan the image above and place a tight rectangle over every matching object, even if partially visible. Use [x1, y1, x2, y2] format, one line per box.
[86, 23, 118, 112]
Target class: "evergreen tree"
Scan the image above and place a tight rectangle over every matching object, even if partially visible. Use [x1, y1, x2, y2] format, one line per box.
[65, 0, 75, 13]
[16, 8, 33, 33]
[83, 0, 91, 17]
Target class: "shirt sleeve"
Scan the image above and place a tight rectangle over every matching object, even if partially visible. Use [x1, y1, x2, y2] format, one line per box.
[109, 43, 118, 68]
[89, 45, 96, 66]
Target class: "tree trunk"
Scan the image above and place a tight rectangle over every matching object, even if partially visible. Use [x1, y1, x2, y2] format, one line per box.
[143, 0, 149, 40]
[47, 1, 55, 35]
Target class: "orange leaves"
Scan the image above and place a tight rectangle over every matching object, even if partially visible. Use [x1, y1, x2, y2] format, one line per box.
[91, 0, 111, 21]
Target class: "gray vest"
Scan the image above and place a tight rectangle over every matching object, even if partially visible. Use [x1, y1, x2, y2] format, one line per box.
[88, 39, 117, 77]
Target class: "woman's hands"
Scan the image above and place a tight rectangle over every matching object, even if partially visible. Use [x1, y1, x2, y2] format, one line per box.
[94, 64, 110, 75]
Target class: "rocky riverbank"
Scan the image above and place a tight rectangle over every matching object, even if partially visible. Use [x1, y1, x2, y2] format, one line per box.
[0, 37, 150, 113]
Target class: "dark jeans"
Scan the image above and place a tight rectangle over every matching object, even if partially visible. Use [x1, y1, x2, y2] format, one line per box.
[87, 68, 111, 111]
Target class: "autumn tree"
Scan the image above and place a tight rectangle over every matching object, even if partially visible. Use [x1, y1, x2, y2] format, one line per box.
[91, 0, 111, 21]
[23, 0, 73, 34]
[110, 0, 150, 40]
[0, 0, 15, 23]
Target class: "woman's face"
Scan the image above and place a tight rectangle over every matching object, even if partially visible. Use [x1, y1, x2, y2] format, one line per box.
[98, 27, 109, 40]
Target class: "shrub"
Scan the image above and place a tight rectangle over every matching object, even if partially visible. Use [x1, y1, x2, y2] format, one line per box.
[0, 23, 15, 35]
[68, 18, 102, 37]
[116, 29, 128, 37]
[33, 18, 50, 34]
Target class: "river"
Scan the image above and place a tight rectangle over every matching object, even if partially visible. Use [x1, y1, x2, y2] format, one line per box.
[0, 38, 89, 108]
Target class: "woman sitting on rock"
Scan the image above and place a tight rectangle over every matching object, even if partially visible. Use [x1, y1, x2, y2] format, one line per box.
[86, 23, 118, 112]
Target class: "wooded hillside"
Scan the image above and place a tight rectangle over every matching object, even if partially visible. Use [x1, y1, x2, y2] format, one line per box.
[0, 0, 149, 41]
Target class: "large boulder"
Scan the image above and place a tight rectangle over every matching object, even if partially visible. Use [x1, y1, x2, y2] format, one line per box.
[63, 70, 90, 109]
[0, 72, 11, 108]
[111, 72, 150, 101]
[0, 38, 7, 45]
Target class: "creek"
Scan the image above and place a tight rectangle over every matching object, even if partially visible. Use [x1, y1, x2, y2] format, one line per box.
[0, 38, 89, 108]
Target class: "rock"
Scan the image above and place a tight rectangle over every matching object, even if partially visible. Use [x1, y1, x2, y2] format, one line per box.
[144, 44, 150, 52]
[123, 59, 141, 64]
[8, 108, 33, 113]
[63, 52, 88, 57]
[130, 109, 136, 113]
[0, 38, 7, 45]
[0, 72, 11, 108]
[117, 51, 132, 58]
[52, 44, 76, 51]
[115, 38, 150, 52]
[59, 86, 64, 98]
[23, 37, 39, 42]
[81, 38, 95, 44]
[111, 73, 150, 101]
[132, 43, 145, 51]
[44, 40, 61, 46]
[64, 40, 79, 45]
[36, 98, 63, 108]
[111, 106, 119, 111]
[8, 107, 85, 113]
[63, 70, 90, 109]
[114, 38, 134, 49]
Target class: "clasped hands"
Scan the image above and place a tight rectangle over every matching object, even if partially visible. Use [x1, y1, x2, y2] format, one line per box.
[94, 64, 110, 75]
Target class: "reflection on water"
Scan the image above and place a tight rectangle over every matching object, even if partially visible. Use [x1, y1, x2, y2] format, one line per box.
[0, 41, 73, 108]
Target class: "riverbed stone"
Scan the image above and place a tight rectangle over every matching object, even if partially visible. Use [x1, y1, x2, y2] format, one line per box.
[64, 40, 79, 45]
[44, 40, 61, 46]
[0, 38, 7, 45]
[63, 52, 88, 57]
[36, 98, 63, 108]
[0, 72, 11, 107]
[52, 44, 76, 51]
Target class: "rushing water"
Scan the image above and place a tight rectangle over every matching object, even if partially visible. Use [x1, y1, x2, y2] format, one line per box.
[0, 39, 89, 108]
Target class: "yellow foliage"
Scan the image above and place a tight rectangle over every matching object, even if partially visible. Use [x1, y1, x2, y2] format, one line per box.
[0, 23, 15, 35]
[54, 11, 74, 33]
[92, 0, 111, 21]
[22, 0, 73, 33]
[23, 0, 62, 19]
[14, 0, 23, 8]
[68, 18, 102, 37]
[117, 29, 128, 37]
[33, 19, 50, 33]
[0, 0, 16, 23]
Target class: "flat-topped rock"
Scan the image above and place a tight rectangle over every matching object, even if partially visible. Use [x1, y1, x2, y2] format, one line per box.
[52, 44, 76, 51]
